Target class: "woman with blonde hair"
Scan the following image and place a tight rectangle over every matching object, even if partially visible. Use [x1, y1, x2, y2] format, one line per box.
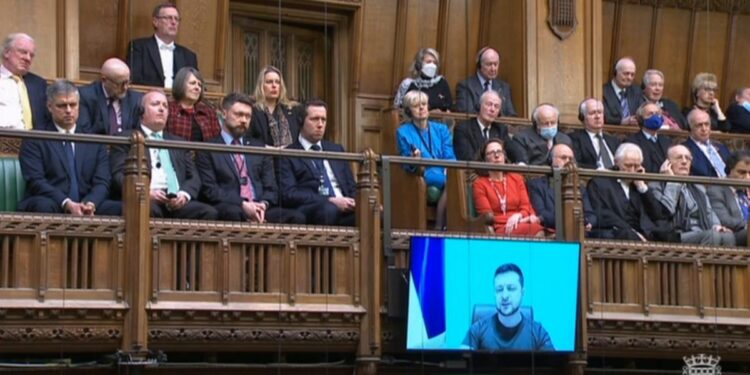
[685, 72, 731, 132]
[248, 65, 299, 147]
[393, 48, 452, 112]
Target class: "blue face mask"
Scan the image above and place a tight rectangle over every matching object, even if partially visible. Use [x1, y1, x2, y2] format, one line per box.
[742, 101, 750, 113]
[539, 126, 557, 140]
[643, 114, 664, 130]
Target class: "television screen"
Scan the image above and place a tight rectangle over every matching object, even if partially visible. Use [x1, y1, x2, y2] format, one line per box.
[406, 236, 580, 352]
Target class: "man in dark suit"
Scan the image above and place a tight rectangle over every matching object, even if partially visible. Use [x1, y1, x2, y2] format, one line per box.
[453, 91, 516, 161]
[625, 102, 673, 173]
[278, 99, 357, 226]
[640, 69, 687, 130]
[455, 47, 517, 116]
[682, 109, 730, 178]
[78, 58, 143, 135]
[707, 150, 750, 246]
[110, 91, 217, 220]
[508, 103, 572, 165]
[569, 98, 620, 169]
[196, 92, 304, 224]
[126, 3, 198, 88]
[603, 57, 641, 125]
[650, 145, 734, 246]
[587, 143, 667, 241]
[726, 87, 750, 133]
[528, 144, 596, 233]
[18, 80, 121, 216]
[0, 33, 47, 129]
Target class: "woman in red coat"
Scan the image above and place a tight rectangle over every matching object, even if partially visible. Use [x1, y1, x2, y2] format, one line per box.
[165, 67, 221, 142]
[473, 139, 544, 236]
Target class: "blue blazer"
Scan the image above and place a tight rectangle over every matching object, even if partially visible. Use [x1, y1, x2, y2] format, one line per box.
[126, 36, 198, 87]
[683, 137, 730, 177]
[528, 176, 597, 229]
[24, 72, 48, 129]
[196, 136, 279, 206]
[78, 81, 143, 135]
[18, 122, 111, 208]
[278, 140, 356, 208]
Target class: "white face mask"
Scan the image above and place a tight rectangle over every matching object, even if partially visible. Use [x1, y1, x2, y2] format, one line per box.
[421, 62, 438, 78]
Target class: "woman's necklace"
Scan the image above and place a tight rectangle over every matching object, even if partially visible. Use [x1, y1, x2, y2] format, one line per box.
[489, 176, 507, 214]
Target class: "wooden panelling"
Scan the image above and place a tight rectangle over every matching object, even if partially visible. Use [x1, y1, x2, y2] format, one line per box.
[78, 0, 119, 79]
[175, 0, 219, 85]
[601, 1, 616, 84]
[355, 96, 390, 154]
[690, 10, 729, 101]
[440, 0, 482, 101]
[399, 0, 440, 84]
[652, 7, 692, 106]
[486, 0, 525, 117]
[616, 4, 653, 74]
[726, 13, 750, 95]
[358, 0, 399, 95]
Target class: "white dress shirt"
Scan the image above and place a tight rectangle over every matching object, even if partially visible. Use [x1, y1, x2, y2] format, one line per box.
[0, 65, 25, 129]
[298, 135, 344, 197]
[155, 35, 175, 89]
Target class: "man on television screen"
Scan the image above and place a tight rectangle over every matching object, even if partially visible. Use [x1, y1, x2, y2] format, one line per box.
[463, 263, 554, 351]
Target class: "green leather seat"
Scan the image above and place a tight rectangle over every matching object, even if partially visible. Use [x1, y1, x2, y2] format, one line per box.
[0, 156, 24, 212]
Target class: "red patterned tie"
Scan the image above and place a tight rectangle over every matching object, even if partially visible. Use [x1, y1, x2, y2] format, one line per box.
[233, 139, 254, 201]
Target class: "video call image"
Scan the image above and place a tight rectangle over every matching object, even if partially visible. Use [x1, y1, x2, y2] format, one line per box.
[406, 236, 580, 352]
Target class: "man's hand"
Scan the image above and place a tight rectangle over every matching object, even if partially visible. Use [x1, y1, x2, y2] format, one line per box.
[621, 115, 638, 126]
[659, 160, 673, 175]
[81, 201, 96, 216]
[242, 201, 267, 223]
[713, 224, 732, 233]
[150, 189, 169, 204]
[633, 166, 648, 190]
[66, 201, 85, 216]
[329, 197, 356, 212]
[167, 194, 188, 211]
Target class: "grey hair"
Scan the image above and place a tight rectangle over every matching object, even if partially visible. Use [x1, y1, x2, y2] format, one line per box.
[642, 69, 664, 86]
[479, 90, 502, 106]
[46, 79, 78, 104]
[532, 103, 559, 125]
[614, 142, 643, 163]
[614, 57, 635, 72]
[1, 33, 33, 59]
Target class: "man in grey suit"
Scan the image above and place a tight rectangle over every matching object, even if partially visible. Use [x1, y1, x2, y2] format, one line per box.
[650, 145, 734, 246]
[707, 150, 750, 246]
[603, 57, 641, 125]
[455, 47, 517, 117]
[508, 103, 572, 166]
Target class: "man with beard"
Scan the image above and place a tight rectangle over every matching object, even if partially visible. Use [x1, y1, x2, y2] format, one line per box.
[195, 92, 304, 223]
[78, 58, 143, 135]
[463, 263, 553, 351]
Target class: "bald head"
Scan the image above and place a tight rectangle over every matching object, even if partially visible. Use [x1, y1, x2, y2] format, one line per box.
[550, 143, 574, 168]
[101, 58, 131, 99]
[666, 145, 692, 176]
[140, 90, 169, 131]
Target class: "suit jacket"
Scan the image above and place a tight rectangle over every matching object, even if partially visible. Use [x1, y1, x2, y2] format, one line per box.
[126, 36, 198, 87]
[726, 102, 750, 133]
[569, 129, 621, 170]
[682, 137, 730, 177]
[18, 121, 111, 208]
[654, 98, 688, 130]
[110, 129, 202, 199]
[683, 106, 731, 132]
[508, 127, 572, 166]
[587, 176, 665, 239]
[24, 71, 48, 129]
[528, 176, 596, 229]
[278, 140, 356, 208]
[650, 182, 719, 232]
[453, 119, 515, 161]
[78, 81, 143, 135]
[603, 82, 642, 125]
[248, 103, 300, 147]
[707, 185, 746, 232]
[454, 75, 517, 116]
[625, 131, 672, 173]
[196, 136, 279, 206]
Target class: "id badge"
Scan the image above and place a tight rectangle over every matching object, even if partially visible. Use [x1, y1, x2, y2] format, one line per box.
[239, 177, 248, 185]
[318, 176, 330, 196]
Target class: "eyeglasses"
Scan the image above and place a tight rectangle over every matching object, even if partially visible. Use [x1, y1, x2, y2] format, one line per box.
[700, 86, 717, 92]
[156, 15, 181, 22]
[485, 149, 504, 157]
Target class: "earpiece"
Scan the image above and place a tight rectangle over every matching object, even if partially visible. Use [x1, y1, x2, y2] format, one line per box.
[414, 60, 422, 73]
[403, 105, 413, 119]
[135, 103, 145, 118]
[475, 47, 490, 69]
[578, 98, 591, 122]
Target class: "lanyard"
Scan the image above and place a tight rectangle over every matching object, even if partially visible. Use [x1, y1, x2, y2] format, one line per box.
[411, 122, 434, 157]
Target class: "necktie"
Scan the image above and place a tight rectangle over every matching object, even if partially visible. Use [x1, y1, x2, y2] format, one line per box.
[705, 142, 727, 178]
[108, 98, 119, 135]
[482, 127, 490, 140]
[484, 80, 491, 92]
[150, 132, 180, 193]
[63, 133, 79, 202]
[310, 144, 335, 197]
[232, 139, 254, 201]
[11, 75, 32, 129]
[596, 133, 613, 169]
[620, 89, 630, 118]
[737, 190, 750, 222]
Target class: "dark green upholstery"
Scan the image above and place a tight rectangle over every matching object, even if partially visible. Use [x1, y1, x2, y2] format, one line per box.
[0, 156, 24, 212]
[426, 186, 441, 205]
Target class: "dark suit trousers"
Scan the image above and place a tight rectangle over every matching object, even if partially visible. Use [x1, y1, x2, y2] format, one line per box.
[213, 202, 305, 224]
[19, 196, 122, 216]
[299, 201, 355, 226]
[151, 200, 218, 220]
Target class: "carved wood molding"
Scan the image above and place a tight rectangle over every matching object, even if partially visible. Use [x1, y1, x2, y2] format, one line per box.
[0, 309, 126, 321]
[604, 0, 750, 14]
[148, 309, 363, 324]
[585, 239, 750, 262]
[0, 326, 122, 343]
[149, 327, 359, 344]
